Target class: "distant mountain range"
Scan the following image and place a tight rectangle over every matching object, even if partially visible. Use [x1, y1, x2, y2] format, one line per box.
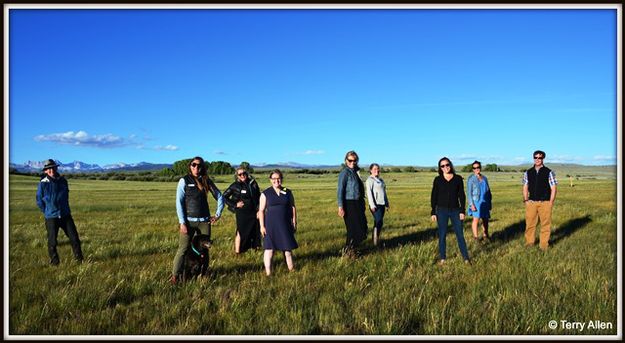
[9, 160, 615, 174]
[8, 160, 339, 174]
[9, 160, 172, 173]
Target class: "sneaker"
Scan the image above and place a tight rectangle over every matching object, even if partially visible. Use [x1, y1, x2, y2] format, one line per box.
[464, 259, 472, 266]
[437, 259, 446, 266]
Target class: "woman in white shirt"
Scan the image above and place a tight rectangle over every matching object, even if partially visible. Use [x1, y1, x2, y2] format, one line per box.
[365, 163, 389, 246]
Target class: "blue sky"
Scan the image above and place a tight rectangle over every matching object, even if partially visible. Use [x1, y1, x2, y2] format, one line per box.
[7, 7, 619, 167]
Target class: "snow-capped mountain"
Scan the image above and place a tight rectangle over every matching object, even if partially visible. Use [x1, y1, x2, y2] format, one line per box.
[10, 160, 171, 173]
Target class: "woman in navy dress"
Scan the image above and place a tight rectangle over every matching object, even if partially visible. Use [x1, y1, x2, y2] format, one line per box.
[258, 169, 298, 276]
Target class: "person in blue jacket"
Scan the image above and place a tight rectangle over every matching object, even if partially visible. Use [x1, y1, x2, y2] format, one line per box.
[36, 159, 84, 265]
[466, 160, 492, 241]
[337, 150, 368, 257]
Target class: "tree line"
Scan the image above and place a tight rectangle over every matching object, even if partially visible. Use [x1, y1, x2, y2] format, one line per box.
[10, 161, 519, 182]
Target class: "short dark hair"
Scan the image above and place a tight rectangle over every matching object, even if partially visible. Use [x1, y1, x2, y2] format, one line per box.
[269, 169, 283, 180]
[472, 160, 481, 168]
[533, 150, 546, 159]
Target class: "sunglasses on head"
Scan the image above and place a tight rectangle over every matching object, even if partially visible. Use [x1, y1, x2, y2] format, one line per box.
[440, 163, 450, 168]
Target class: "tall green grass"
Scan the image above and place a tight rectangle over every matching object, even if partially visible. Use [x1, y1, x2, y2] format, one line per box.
[8, 171, 617, 335]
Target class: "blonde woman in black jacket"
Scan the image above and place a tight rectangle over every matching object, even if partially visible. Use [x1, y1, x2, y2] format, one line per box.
[223, 167, 262, 254]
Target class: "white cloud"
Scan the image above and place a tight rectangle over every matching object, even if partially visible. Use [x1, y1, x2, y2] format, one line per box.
[303, 150, 325, 155]
[154, 145, 179, 151]
[550, 155, 585, 163]
[593, 155, 616, 162]
[214, 151, 226, 155]
[34, 130, 128, 148]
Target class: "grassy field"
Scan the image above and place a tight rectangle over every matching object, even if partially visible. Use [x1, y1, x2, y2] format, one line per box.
[7, 168, 618, 336]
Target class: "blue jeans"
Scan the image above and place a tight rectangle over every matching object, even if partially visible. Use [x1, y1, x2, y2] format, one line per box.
[436, 207, 469, 260]
[372, 206, 385, 231]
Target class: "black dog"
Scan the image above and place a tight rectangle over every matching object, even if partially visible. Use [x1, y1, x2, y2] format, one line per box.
[182, 234, 212, 282]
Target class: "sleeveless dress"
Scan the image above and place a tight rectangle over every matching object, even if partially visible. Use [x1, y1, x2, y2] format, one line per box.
[263, 187, 298, 251]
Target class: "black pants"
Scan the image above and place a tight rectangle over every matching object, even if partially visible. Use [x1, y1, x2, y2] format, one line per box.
[45, 216, 83, 264]
[343, 199, 368, 249]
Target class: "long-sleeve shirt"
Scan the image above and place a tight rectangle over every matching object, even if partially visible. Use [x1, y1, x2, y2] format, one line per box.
[176, 177, 224, 224]
[365, 176, 389, 209]
[430, 174, 466, 215]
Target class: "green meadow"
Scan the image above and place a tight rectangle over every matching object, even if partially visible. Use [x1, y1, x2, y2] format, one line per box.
[7, 168, 618, 336]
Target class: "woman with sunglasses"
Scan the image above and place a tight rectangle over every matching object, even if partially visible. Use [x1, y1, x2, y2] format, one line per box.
[466, 160, 492, 241]
[258, 169, 298, 276]
[223, 167, 262, 254]
[430, 157, 470, 265]
[337, 150, 368, 258]
[170, 156, 224, 284]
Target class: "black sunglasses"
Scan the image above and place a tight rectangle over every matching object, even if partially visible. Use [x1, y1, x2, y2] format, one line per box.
[440, 163, 450, 168]
[191, 163, 202, 167]
[237, 172, 246, 176]
[472, 166, 481, 170]
[347, 159, 357, 163]
[534, 156, 544, 160]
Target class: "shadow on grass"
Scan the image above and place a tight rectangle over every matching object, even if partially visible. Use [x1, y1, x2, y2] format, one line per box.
[549, 215, 592, 246]
[474, 215, 591, 257]
[488, 219, 526, 244]
[376, 227, 438, 251]
[211, 249, 344, 275]
[211, 261, 263, 275]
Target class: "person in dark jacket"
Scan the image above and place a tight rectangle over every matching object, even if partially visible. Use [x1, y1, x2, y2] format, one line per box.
[36, 159, 83, 265]
[430, 157, 470, 266]
[522, 150, 558, 250]
[337, 150, 368, 258]
[170, 156, 224, 284]
[223, 167, 262, 254]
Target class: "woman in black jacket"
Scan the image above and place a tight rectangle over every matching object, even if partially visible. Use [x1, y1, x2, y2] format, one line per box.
[430, 157, 470, 265]
[223, 167, 262, 254]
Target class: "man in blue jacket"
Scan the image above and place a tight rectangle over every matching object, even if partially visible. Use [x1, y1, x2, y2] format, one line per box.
[36, 159, 84, 265]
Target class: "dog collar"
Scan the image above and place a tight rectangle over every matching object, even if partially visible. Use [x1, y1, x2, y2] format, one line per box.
[192, 245, 202, 256]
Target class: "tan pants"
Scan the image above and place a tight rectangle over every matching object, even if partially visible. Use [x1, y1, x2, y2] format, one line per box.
[525, 201, 552, 249]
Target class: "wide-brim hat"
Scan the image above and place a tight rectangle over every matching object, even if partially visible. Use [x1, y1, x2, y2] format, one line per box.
[43, 159, 59, 170]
